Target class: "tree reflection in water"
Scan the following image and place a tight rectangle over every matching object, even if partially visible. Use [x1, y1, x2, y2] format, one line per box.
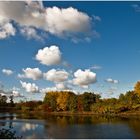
[1, 113, 140, 139]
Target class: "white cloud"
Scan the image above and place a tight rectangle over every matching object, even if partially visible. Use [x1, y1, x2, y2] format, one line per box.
[55, 82, 70, 90]
[18, 67, 43, 80]
[12, 90, 22, 97]
[20, 81, 39, 93]
[35, 45, 62, 66]
[0, 92, 6, 96]
[105, 78, 119, 84]
[0, 1, 46, 29]
[0, 21, 16, 39]
[0, 1, 93, 40]
[40, 83, 70, 93]
[2, 69, 13, 75]
[44, 69, 69, 83]
[40, 87, 57, 93]
[73, 69, 96, 88]
[20, 26, 43, 41]
[45, 6, 91, 37]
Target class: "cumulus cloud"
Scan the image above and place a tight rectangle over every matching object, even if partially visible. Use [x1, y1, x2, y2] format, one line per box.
[73, 69, 96, 88]
[0, 1, 46, 29]
[45, 6, 92, 37]
[20, 26, 43, 41]
[12, 90, 23, 97]
[105, 78, 119, 84]
[44, 69, 69, 83]
[0, 88, 23, 98]
[18, 67, 43, 80]
[40, 83, 70, 94]
[35, 45, 62, 66]
[55, 82, 70, 90]
[40, 87, 57, 93]
[0, 1, 93, 40]
[20, 81, 39, 93]
[2, 69, 13, 76]
[0, 20, 16, 39]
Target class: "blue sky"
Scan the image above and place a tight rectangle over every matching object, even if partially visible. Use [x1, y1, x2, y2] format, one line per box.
[0, 1, 140, 101]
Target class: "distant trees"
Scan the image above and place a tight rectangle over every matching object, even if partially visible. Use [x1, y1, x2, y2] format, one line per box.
[5, 81, 140, 114]
[9, 95, 14, 107]
[43, 91, 101, 112]
[0, 95, 7, 107]
[0, 94, 16, 110]
[67, 93, 77, 112]
[44, 91, 57, 111]
[15, 101, 42, 111]
[134, 81, 140, 96]
[77, 92, 101, 111]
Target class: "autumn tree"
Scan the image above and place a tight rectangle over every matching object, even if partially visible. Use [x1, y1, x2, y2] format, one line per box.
[44, 91, 58, 111]
[81, 92, 100, 111]
[77, 94, 84, 112]
[134, 81, 140, 96]
[56, 91, 73, 111]
[66, 92, 77, 112]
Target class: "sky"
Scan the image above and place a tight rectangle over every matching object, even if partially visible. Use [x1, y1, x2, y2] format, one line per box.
[0, 1, 140, 101]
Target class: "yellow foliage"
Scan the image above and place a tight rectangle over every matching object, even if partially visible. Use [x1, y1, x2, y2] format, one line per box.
[56, 91, 71, 111]
[134, 81, 140, 96]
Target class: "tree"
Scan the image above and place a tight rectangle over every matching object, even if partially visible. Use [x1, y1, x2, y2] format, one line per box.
[0, 95, 7, 107]
[9, 95, 14, 107]
[119, 93, 125, 102]
[119, 91, 140, 108]
[0, 128, 21, 139]
[56, 91, 72, 111]
[67, 92, 77, 112]
[77, 92, 101, 111]
[44, 91, 57, 111]
[134, 81, 140, 96]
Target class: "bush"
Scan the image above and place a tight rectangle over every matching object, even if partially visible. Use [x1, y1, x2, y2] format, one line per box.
[0, 128, 21, 139]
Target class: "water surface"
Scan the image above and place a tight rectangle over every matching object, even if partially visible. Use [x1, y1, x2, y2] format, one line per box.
[0, 112, 140, 139]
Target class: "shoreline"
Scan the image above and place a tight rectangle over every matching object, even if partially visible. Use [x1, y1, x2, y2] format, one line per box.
[13, 110, 140, 118]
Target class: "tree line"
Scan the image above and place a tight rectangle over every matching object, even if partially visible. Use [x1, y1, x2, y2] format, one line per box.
[0, 95, 14, 111]
[1, 81, 140, 114]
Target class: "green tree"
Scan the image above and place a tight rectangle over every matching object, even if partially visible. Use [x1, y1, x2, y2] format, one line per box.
[81, 92, 100, 111]
[9, 95, 14, 107]
[44, 91, 57, 111]
[0, 95, 7, 107]
[67, 92, 77, 112]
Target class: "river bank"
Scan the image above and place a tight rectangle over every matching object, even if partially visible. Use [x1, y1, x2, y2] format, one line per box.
[13, 110, 140, 119]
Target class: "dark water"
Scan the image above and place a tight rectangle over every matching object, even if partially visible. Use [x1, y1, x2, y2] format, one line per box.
[0, 113, 140, 139]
